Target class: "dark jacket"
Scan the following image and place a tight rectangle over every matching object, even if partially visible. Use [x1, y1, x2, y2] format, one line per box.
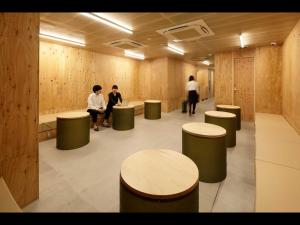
[107, 92, 122, 107]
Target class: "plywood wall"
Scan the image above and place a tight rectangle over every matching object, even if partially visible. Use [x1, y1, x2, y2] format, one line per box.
[255, 46, 282, 114]
[167, 58, 196, 112]
[214, 46, 283, 119]
[39, 41, 139, 115]
[0, 13, 39, 207]
[197, 69, 209, 100]
[136, 57, 196, 112]
[214, 52, 233, 105]
[137, 57, 168, 111]
[282, 19, 300, 134]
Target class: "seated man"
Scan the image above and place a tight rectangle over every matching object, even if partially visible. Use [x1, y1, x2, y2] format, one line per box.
[87, 85, 109, 131]
[104, 84, 123, 124]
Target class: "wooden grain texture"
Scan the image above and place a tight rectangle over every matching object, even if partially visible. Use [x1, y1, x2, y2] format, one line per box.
[39, 13, 300, 63]
[282, 19, 300, 134]
[120, 149, 199, 199]
[39, 41, 139, 115]
[137, 57, 168, 112]
[234, 57, 255, 121]
[197, 69, 209, 100]
[214, 52, 233, 105]
[182, 122, 226, 138]
[167, 58, 196, 112]
[0, 13, 39, 208]
[255, 46, 282, 114]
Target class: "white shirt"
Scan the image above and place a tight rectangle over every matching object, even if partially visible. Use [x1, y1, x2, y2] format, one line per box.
[87, 93, 107, 110]
[186, 80, 199, 92]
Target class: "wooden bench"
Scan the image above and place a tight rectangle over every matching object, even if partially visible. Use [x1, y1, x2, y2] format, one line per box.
[255, 113, 300, 212]
[0, 177, 22, 212]
[39, 101, 144, 142]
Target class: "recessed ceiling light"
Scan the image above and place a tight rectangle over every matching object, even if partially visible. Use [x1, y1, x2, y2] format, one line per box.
[201, 60, 210, 66]
[124, 50, 145, 60]
[240, 33, 245, 48]
[271, 42, 277, 46]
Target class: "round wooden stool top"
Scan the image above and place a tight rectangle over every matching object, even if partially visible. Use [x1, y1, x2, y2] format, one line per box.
[205, 111, 236, 118]
[145, 100, 161, 103]
[182, 122, 226, 138]
[216, 105, 240, 109]
[113, 105, 134, 109]
[120, 149, 199, 200]
[57, 112, 90, 119]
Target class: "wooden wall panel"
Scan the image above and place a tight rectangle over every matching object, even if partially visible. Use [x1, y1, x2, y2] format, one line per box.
[137, 58, 169, 112]
[214, 52, 233, 105]
[255, 46, 282, 114]
[197, 69, 209, 100]
[167, 58, 196, 112]
[215, 46, 283, 120]
[0, 13, 39, 207]
[39, 41, 139, 115]
[234, 57, 255, 121]
[282, 19, 300, 134]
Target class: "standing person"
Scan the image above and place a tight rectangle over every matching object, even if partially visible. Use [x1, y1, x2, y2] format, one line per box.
[186, 75, 199, 115]
[104, 84, 123, 125]
[87, 85, 107, 131]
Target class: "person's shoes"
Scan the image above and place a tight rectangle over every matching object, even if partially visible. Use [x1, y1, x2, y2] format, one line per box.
[94, 126, 99, 131]
[192, 111, 195, 114]
[189, 111, 191, 116]
[102, 122, 111, 127]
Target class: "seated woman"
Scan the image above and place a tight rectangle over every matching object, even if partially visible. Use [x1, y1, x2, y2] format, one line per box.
[87, 85, 108, 131]
[104, 84, 123, 124]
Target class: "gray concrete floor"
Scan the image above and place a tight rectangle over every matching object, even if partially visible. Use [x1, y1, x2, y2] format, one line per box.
[24, 98, 255, 212]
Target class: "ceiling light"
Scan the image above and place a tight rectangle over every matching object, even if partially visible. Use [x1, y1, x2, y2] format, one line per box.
[201, 60, 210, 66]
[167, 43, 184, 55]
[39, 32, 86, 47]
[80, 13, 133, 34]
[239, 34, 245, 48]
[124, 50, 145, 60]
[271, 42, 277, 46]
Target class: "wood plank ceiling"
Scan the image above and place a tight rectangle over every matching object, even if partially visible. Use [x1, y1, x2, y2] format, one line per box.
[40, 13, 300, 66]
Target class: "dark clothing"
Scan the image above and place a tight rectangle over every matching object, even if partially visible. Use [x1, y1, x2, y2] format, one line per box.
[188, 90, 198, 114]
[104, 92, 123, 120]
[188, 90, 198, 104]
[87, 109, 103, 123]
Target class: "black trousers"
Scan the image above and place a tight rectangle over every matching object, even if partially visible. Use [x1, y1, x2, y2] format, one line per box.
[188, 90, 198, 113]
[87, 109, 103, 123]
[104, 103, 115, 120]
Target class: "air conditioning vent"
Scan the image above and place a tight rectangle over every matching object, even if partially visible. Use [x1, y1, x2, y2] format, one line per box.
[105, 39, 145, 50]
[157, 19, 214, 42]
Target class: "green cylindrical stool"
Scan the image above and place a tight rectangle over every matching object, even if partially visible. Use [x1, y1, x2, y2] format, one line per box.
[144, 100, 161, 120]
[112, 105, 134, 131]
[205, 111, 236, 148]
[56, 112, 90, 150]
[182, 122, 227, 183]
[120, 149, 199, 212]
[216, 105, 241, 130]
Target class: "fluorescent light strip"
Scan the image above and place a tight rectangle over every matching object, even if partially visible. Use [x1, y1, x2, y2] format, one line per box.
[39, 33, 86, 47]
[124, 50, 145, 60]
[167, 43, 184, 55]
[80, 13, 133, 34]
[201, 60, 210, 66]
[167, 46, 184, 55]
[240, 34, 245, 48]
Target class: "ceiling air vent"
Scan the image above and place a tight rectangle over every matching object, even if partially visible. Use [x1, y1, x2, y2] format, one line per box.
[105, 39, 145, 50]
[157, 19, 214, 42]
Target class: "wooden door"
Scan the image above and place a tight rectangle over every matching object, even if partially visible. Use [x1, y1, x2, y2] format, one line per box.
[233, 57, 255, 121]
